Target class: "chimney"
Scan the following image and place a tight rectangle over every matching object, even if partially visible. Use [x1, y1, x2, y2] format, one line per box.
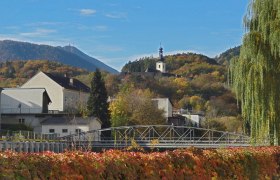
[69, 78, 74, 86]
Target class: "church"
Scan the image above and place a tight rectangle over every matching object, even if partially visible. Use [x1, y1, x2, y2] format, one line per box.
[144, 46, 181, 77]
[120, 45, 181, 78]
[155, 46, 166, 73]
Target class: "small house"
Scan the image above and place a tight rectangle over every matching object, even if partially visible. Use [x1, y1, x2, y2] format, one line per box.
[41, 116, 101, 139]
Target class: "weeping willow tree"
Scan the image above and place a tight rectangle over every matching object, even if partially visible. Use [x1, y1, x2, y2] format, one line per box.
[231, 0, 280, 145]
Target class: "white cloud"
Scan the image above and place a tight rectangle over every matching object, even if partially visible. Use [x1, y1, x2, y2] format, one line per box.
[0, 34, 27, 42]
[93, 25, 108, 31]
[77, 25, 108, 32]
[80, 9, 96, 16]
[105, 12, 127, 19]
[26, 21, 65, 26]
[20, 28, 56, 37]
[4, 26, 20, 30]
[0, 34, 71, 47]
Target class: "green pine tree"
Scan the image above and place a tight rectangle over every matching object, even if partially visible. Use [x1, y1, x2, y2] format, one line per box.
[87, 69, 110, 128]
[231, 0, 280, 145]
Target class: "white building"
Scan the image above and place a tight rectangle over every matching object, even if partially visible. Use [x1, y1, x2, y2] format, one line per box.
[1, 88, 51, 114]
[172, 109, 204, 127]
[152, 98, 173, 119]
[156, 47, 166, 73]
[0, 88, 51, 131]
[181, 114, 201, 127]
[21, 71, 90, 113]
[41, 116, 101, 139]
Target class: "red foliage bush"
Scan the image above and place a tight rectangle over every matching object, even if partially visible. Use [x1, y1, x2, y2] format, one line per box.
[0, 147, 279, 179]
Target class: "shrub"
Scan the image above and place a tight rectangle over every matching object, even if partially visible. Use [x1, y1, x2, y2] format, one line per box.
[0, 147, 279, 179]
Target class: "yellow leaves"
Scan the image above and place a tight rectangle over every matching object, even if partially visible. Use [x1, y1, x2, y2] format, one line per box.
[211, 71, 220, 77]
[174, 77, 188, 88]
[110, 88, 166, 127]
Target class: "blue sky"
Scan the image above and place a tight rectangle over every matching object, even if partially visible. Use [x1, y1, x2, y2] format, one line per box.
[0, 0, 249, 70]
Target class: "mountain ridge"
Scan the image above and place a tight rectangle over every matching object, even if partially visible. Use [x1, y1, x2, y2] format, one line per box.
[0, 40, 118, 73]
[61, 45, 118, 74]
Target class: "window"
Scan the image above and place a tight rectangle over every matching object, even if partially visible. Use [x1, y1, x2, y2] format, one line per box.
[158, 65, 161, 68]
[62, 129, 68, 133]
[49, 129, 55, 133]
[19, 118, 25, 124]
[75, 129, 81, 133]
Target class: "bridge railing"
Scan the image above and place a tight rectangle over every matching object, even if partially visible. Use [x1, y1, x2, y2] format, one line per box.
[60, 125, 252, 148]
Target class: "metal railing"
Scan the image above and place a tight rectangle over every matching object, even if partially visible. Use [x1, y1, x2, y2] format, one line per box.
[61, 125, 252, 149]
[0, 130, 59, 141]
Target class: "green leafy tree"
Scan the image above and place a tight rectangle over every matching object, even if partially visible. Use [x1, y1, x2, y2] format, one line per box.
[231, 0, 280, 145]
[87, 69, 110, 128]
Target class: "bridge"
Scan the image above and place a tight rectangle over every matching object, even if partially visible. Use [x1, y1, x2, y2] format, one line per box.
[61, 125, 251, 150]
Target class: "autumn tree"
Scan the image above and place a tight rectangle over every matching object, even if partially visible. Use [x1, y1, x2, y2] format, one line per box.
[87, 69, 110, 128]
[109, 85, 166, 127]
[231, 0, 280, 145]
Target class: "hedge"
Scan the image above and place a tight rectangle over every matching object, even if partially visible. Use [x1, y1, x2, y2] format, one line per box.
[0, 147, 279, 179]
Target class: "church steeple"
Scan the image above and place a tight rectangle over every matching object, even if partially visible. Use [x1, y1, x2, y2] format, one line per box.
[156, 45, 166, 73]
[159, 46, 164, 61]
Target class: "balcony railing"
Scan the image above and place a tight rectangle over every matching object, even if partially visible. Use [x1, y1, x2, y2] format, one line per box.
[1, 108, 42, 114]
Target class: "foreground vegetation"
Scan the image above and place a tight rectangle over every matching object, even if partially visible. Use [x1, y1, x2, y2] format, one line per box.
[0, 147, 279, 179]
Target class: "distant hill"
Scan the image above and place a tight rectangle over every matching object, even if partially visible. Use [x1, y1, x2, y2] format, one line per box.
[215, 46, 241, 65]
[122, 52, 220, 77]
[0, 60, 90, 87]
[118, 51, 238, 118]
[0, 40, 118, 73]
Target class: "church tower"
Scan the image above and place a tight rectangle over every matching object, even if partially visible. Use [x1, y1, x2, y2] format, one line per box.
[156, 46, 166, 73]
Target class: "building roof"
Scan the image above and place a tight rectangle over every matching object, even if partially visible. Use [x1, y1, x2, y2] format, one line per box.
[145, 67, 159, 73]
[2, 88, 51, 103]
[41, 116, 94, 125]
[43, 72, 90, 93]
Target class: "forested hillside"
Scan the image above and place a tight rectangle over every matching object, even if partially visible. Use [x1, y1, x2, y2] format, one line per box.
[122, 53, 219, 75]
[114, 52, 241, 132]
[116, 53, 237, 115]
[0, 60, 90, 87]
[215, 46, 240, 65]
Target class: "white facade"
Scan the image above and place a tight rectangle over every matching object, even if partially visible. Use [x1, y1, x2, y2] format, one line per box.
[156, 61, 166, 73]
[21, 71, 89, 112]
[42, 124, 89, 136]
[181, 114, 201, 127]
[21, 72, 63, 111]
[41, 117, 101, 139]
[152, 98, 172, 118]
[1, 88, 49, 114]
